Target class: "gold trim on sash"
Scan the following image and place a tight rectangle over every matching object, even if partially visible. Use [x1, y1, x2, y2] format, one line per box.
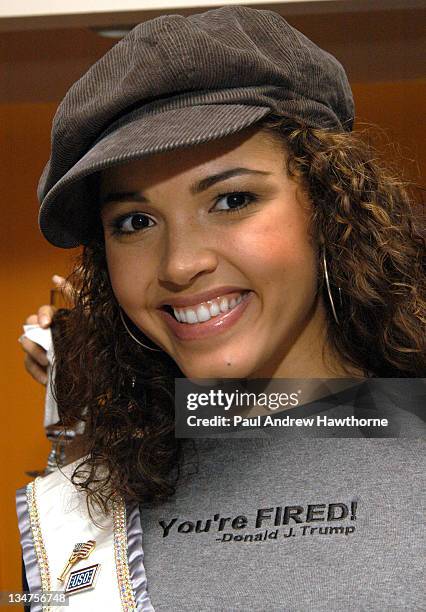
[27, 479, 52, 611]
[112, 496, 137, 611]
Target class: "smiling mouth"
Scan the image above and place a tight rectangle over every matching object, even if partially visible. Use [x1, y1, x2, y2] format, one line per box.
[162, 290, 251, 324]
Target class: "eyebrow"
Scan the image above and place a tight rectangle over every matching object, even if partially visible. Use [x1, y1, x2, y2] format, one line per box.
[101, 167, 272, 205]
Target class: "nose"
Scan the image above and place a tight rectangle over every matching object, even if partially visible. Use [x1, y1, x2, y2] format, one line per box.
[157, 223, 219, 286]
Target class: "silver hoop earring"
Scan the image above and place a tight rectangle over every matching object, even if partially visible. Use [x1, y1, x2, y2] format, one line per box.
[322, 248, 341, 326]
[119, 308, 163, 352]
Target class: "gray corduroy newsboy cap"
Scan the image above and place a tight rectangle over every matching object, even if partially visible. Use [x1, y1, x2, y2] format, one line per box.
[38, 5, 354, 248]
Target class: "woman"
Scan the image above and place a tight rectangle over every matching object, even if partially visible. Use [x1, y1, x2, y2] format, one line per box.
[17, 6, 425, 611]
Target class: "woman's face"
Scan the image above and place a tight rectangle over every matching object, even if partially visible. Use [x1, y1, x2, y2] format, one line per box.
[100, 126, 331, 379]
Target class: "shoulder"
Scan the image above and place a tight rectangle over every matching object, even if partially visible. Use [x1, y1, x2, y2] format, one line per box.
[17, 457, 113, 539]
[17, 459, 89, 520]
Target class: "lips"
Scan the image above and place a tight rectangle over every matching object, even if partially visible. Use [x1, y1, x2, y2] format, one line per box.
[158, 290, 254, 341]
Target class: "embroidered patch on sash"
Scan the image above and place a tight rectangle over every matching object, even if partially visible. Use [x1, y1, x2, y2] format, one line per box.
[64, 563, 101, 595]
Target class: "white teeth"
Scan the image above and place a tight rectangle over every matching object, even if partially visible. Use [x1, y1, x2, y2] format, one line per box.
[219, 297, 229, 313]
[209, 302, 220, 317]
[196, 305, 211, 322]
[171, 291, 249, 324]
[185, 310, 198, 324]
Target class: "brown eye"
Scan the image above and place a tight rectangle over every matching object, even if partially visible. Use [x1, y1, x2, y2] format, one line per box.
[213, 191, 258, 212]
[130, 214, 151, 230]
[116, 213, 155, 234]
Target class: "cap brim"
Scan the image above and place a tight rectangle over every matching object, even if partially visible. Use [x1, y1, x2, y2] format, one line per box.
[39, 103, 272, 248]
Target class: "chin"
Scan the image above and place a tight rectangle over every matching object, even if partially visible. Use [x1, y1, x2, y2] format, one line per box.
[176, 353, 259, 380]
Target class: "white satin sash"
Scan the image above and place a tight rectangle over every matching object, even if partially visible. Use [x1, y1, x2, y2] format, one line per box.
[16, 460, 154, 611]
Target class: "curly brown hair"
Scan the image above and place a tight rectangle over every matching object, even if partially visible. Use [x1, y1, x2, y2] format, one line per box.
[51, 113, 425, 514]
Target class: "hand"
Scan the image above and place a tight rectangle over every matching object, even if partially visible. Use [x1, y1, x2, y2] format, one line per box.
[19, 275, 72, 386]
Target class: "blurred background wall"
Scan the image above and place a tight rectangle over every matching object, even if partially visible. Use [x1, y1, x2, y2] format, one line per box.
[0, 1, 424, 603]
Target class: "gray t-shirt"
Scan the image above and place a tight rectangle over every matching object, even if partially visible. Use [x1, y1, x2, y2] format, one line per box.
[139, 382, 425, 611]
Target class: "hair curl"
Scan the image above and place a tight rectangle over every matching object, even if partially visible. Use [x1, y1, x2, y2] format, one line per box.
[51, 113, 425, 514]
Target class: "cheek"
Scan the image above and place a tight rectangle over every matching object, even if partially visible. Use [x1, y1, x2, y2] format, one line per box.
[228, 206, 317, 289]
[105, 243, 152, 309]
